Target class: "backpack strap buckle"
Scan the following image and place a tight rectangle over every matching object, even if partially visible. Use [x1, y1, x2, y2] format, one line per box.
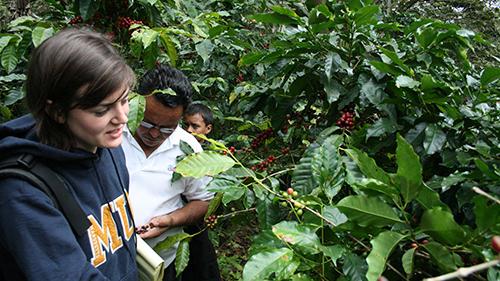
[16, 153, 35, 169]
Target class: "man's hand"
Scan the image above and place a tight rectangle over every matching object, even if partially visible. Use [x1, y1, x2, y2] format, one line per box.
[136, 213, 173, 239]
[136, 200, 210, 239]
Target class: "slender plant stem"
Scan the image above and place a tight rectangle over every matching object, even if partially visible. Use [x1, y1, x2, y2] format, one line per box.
[472, 187, 500, 205]
[423, 259, 499, 281]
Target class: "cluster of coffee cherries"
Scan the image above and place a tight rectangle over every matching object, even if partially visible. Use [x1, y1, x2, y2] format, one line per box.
[117, 16, 143, 29]
[135, 224, 151, 235]
[235, 73, 245, 83]
[205, 215, 218, 229]
[280, 188, 305, 215]
[251, 155, 276, 171]
[251, 128, 273, 149]
[68, 16, 83, 25]
[281, 147, 290, 155]
[222, 146, 236, 155]
[336, 108, 355, 130]
[409, 239, 429, 249]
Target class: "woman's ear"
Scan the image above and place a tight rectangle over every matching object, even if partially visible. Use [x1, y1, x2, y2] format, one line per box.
[45, 100, 65, 124]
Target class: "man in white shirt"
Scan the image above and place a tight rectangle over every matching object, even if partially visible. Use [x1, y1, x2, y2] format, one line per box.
[121, 65, 214, 280]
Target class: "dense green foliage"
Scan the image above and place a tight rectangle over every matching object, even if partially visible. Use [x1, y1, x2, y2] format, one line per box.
[1, 0, 499, 280]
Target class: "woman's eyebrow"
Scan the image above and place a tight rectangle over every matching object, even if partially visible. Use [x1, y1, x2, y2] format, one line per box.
[98, 88, 129, 107]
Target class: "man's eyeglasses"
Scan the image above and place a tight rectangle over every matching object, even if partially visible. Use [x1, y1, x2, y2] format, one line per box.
[139, 121, 175, 135]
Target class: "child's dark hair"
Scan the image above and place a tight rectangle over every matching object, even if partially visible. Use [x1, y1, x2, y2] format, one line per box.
[26, 28, 135, 150]
[184, 103, 213, 126]
[138, 64, 192, 109]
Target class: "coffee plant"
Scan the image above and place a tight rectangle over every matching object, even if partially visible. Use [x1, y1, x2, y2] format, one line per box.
[1, 0, 499, 280]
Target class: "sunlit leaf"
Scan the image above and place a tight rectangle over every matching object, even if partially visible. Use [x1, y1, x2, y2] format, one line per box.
[31, 26, 54, 47]
[480, 67, 500, 86]
[175, 239, 190, 277]
[1, 44, 19, 73]
[402, 248, 416, 276]
[242, 248, 294, 281]
[272, 221, 322, 254]
[396, 75, 420, 89]
[195, 39, 215, 63]
[141, 29, 159, 49]
[321, 244, 345, 266]
[366, 231, 406, 281]
[423, 124, 446, 155]
[176, 151, 235, 178]
[323, 205, 348, 226]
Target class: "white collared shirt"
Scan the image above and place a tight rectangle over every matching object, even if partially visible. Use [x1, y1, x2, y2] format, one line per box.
[121, 125, 213, 266]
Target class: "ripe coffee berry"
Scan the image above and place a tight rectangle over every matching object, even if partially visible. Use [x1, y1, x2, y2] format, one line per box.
[281, 147, 290, 154]
[287, 188, 294, 195]
[251, 128, 273, 149]
[492, 236, 500, 253]
[235, 73, 244, 83]
[336, 107, 356, 130]
[68, 16, 83, 25]
[205, 215, 218, 229]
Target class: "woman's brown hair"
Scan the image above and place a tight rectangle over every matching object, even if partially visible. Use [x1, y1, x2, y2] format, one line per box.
[26, 28, 135, 150]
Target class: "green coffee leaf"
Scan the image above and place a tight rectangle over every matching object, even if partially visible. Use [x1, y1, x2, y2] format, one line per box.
[176, 151, 235, 178]
[480, 67, 500, 86]
[242, 248, 294, 281]
[127, 94, 145, 134]
[272, 221, 322, 254]
[396, 75, 420, 89]
[402, 248, 416, 276]
[345, 148, 391, 185]
[337, 195, 403, 227]
[419, 208, 465, 245]
[154, 232, 191, 252]
[366, 231, 406, 281]
[31, 26, 54, 47]
[174, 239, 190, 277]
[1, 44, 19, 74]
[422, 242, 457, 273]
[423, 124, 446, 155]
[395, 134, 423, 203]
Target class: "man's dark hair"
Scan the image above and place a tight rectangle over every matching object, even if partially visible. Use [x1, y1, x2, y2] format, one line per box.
[184, 103, 214, 126]
[138, 64, 193, 109]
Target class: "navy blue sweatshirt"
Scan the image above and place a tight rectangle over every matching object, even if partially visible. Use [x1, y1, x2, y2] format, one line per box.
[0, 115, 138, 280]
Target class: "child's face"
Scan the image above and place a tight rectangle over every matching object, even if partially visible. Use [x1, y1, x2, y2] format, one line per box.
[184, 113, 212, 139]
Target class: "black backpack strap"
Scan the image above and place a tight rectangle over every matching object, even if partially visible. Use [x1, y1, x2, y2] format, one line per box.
[0, 154, 90, 237]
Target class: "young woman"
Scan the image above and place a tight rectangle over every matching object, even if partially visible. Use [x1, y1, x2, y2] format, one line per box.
[0, 29, 138, 280]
